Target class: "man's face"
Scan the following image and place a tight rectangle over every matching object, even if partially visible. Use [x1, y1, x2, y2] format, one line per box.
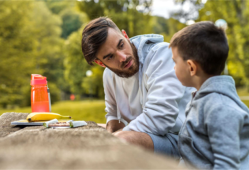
[172, 47, 192, 87]
[96, 28, 139, 78]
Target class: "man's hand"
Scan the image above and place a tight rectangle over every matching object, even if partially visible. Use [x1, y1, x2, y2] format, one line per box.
[112, 128, 123, 136]
[106, 120, 125, 133]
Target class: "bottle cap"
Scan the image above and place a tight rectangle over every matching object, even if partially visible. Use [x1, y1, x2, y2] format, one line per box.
[30, 74, 47, 85]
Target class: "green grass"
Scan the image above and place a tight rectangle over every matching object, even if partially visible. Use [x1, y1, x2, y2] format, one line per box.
[0, 100, 106, 123]
[242, 100, 249, 108]
[236, 87, 249, 107]
[1, 98, 249, 124]
[237, 87, 249, 96]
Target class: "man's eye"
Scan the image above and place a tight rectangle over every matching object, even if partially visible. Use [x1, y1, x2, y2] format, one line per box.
[107, 55, 113, 60]
[120, 43, 124, 48]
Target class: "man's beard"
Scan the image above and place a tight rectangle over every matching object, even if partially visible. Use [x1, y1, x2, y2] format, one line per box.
[106, 43, 139, 78]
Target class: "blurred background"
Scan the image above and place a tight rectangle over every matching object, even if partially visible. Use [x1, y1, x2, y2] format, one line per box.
[1, 0, 249, 122]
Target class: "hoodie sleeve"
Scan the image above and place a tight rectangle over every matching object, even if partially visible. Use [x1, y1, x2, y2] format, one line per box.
[205, 104, 242, 169]
[103, 69, 118, 123]
[123, 43, 186, 135]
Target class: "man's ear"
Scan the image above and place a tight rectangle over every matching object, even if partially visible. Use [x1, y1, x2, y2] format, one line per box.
[94, 59, 106, 68]
[187, 60, 197, 76]
[122, 29, 130, 41]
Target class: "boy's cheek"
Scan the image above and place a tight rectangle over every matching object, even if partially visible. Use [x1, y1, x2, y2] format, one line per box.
[175, 70, 180, 80]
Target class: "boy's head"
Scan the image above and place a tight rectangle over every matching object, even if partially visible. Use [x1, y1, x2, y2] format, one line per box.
[169, 21, 229, 87]
[81, 17, 139, 78]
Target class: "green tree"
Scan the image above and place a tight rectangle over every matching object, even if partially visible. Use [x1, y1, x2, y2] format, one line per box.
[64, 27, 105, 99]
[64, 28, 91, 97]
[81, 66, 105, 98]
[60, 8, 88, 39]
[77, 0, 153, 36]
[0, 1, 64, 108]
[44, 0, 71, 15]
[0, 1, 36, 108]
[152, 16, 186, 42]
[45, 0, 88, 39]
[29, 1, 65, 103]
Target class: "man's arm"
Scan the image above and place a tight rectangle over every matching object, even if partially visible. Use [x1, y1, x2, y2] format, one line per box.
[123, 43, 186, 135]
[106, 120, 125, 133]
[103, 69, 126, 133]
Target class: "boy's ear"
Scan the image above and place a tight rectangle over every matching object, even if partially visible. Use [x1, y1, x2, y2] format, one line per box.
[122, 29, 130, 41]
[187, 60, 197, 76]
[94, 59, 106, 68]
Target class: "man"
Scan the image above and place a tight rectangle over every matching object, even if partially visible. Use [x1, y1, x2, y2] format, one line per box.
[81, 17, 193, 157]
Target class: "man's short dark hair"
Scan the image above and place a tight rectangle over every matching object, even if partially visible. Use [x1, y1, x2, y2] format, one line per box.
[81, 17, 121, 65]
[169, 21, 229, 75]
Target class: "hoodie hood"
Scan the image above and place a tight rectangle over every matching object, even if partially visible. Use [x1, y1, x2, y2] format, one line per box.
[195, 75, 249, 113]
[130, 34, 164, 65]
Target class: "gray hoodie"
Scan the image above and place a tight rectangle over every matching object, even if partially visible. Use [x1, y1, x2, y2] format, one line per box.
[179, 76, 249, 169]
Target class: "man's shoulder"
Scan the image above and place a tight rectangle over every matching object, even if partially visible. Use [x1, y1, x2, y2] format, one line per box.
[150, 41, 170, 51]
[143, 41, 173, 67]
[103, 68, 114, 80]
[103, 68, 117, 89]
[143, 41, 170, 54]
[145, 41, 171, 59]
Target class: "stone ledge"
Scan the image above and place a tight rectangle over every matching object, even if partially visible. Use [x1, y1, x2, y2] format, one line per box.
[0, 112, 184, 169]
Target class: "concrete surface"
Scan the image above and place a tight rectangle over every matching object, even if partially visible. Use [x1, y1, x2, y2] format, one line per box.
[0, 112, 184, 169]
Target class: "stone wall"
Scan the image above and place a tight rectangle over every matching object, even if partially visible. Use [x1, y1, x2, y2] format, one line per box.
[0, 112, 184, 169]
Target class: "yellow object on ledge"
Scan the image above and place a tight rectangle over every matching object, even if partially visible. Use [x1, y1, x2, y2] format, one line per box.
[26, 112, 71, 122]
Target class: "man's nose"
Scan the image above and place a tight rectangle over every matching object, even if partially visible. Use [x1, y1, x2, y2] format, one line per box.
[117, 51, 127, 62]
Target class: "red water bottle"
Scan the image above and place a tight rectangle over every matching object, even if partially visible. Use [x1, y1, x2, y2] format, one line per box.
[30, 74, 50, 112]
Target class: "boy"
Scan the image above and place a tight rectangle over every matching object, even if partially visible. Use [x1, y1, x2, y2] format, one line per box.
[170, 21, 249, 169]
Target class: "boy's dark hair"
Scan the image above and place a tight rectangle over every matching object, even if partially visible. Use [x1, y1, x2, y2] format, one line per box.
[81, 17, 121, 65]
[169, 21, 229, 75]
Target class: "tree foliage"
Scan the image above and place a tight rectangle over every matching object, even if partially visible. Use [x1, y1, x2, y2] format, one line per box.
[64, 28, 90, 96]
[0, 1, 35, 107]
[77, 0, 153, 36]
[0, 0, 190, 108]
[0, 1, 64, 108]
